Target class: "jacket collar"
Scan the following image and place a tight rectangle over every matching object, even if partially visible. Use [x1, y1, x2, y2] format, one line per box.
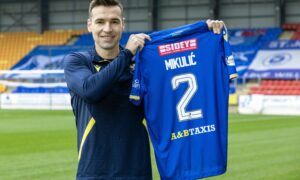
[91, 45, 124, 64]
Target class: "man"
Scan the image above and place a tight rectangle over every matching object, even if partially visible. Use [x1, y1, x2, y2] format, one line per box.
[64, 0, 225, 179]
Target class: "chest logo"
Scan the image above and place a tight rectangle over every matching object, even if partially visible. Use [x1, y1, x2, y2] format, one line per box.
[94, 65, 101, 72]
[158, 38, 197, 56]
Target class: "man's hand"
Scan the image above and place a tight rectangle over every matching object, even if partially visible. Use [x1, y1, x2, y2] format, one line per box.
[206, 19, 224, 34]
[125, 33, 151, 55]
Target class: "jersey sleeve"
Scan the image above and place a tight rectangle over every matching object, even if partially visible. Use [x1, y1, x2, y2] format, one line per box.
[223, 28, 238, 79]
[129, 51, 145, 105]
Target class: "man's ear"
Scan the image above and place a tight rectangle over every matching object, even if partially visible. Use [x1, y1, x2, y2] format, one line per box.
[87, 18, 92, 32]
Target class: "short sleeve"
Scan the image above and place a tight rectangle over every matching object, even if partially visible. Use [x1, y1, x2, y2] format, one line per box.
[129, 51, 145, 105]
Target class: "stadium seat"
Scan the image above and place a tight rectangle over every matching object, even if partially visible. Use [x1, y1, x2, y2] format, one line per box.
[282, 23, 300, 31]
[0, 84, 7, 93]
[249, 80, 300, 95]
[0, 30, 86, 70]
[291, 32, 300, 40]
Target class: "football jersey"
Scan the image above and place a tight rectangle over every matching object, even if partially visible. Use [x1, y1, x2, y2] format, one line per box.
[130, 21, 237, 180]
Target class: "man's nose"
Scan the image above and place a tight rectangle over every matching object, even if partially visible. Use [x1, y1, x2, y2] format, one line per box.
[103, 22, 112, 32]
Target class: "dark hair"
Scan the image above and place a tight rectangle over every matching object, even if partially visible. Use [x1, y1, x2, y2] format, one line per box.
[89, 0, 123, 17]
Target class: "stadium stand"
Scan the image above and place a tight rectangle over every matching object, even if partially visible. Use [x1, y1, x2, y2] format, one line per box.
[282, 23, 300, 40]
[249, 80, 300, 95]
[0, 84, 7, 93]
[0, 27, 298, 96]
[12, 86, 68, 93]
[229, 27, 282, 77]
[1, 28, 281, 73]
[282, 23, 300, 31]
[73, 31, 141, 46]
[73, 33, 94, 46]
[0, 29, 86, 70]
[291, 31, 300, 40]
[279, 31, 294, 40]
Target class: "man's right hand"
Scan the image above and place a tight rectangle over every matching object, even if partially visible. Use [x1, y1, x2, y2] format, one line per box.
[125, 33, 151, 55]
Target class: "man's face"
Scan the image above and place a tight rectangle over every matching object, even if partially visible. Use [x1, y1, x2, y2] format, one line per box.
[87, 5, 124, 51]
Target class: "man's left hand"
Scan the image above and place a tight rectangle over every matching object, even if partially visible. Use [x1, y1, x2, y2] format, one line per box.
[206, 20, 224, 34]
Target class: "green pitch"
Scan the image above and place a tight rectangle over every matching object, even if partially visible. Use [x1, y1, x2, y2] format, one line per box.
[0, 110, 299, 180]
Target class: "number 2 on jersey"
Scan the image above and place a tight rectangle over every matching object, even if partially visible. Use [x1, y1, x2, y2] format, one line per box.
[171, 73, 203, 121]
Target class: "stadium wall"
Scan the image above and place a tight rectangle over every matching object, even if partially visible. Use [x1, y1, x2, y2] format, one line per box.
[238, 94, 300, 115]
[286, 0, 300, 23]
[0, 93, 71, 110]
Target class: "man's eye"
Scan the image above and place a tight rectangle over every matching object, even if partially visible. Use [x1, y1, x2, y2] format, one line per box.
[112, 20, 120, 24]
[96, 21, 104, 24]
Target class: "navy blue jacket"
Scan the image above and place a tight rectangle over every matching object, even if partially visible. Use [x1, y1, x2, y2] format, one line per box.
[64, 47, 152, 180]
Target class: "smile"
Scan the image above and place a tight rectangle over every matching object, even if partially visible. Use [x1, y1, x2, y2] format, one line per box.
[101, 36, 114, 40]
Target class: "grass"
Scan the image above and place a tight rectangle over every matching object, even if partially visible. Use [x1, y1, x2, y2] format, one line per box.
[0, 110, 76, 180]
[0, 110, 299, 180]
